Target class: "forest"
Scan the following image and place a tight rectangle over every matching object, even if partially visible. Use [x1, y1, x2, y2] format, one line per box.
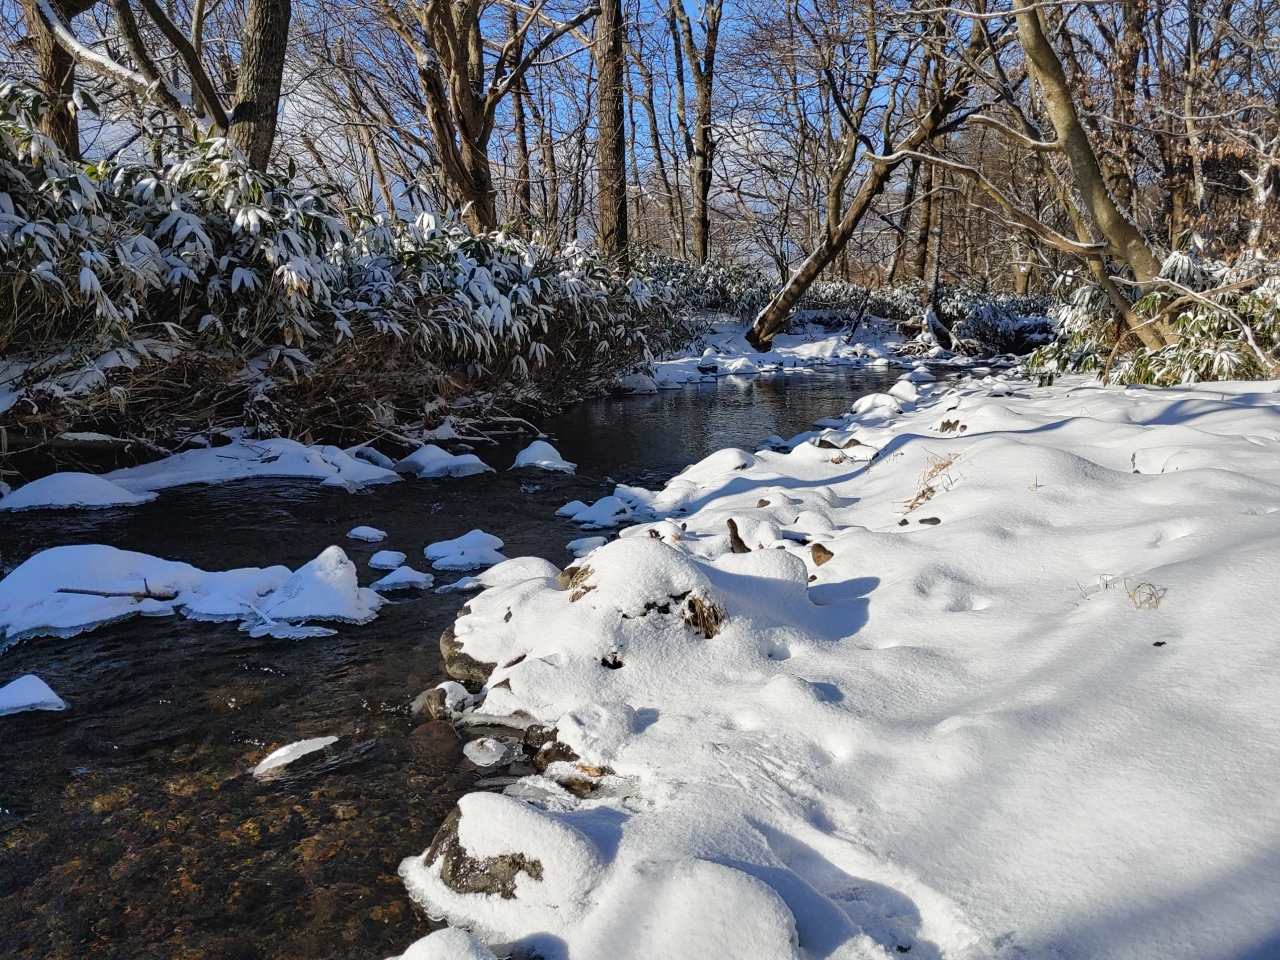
[2, 0, 1278, 453]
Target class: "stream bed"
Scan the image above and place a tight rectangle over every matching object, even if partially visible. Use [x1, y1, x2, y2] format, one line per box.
[0, 366, 903, 960]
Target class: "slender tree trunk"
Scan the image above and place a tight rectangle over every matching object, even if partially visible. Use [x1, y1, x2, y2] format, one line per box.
[886, 158, 920, 284]
[229, 0, 291, 170]
[20, 0, 90, 158]
[510, 11, 532, 230]
[595, 0, 628, 256]
[912, 158, 935, 279]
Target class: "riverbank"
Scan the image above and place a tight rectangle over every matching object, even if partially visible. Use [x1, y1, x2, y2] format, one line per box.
[0, 367, 908, 959]
[400, 371, 1280, 960]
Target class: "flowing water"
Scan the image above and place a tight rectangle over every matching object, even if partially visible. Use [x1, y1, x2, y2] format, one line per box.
[0, 367, 903, 960]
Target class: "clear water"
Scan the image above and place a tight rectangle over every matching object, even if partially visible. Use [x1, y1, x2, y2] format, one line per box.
[0, 367, 901, 960]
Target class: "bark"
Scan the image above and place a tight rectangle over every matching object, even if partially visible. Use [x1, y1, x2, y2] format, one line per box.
[1012, 0, 1163, 285]
[229, 0, 291, 170]
[912, 157, 936, 279]
[885, 157, 919, 284]
[20, 0, 99, 158]
[594, 0, 628, 255]
[670, 0, 722, 263]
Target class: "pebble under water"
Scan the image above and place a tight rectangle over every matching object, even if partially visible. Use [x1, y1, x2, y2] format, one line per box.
[0, 367, 902, 960]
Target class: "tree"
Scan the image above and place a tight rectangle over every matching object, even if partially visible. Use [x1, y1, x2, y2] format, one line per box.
[746, 2, 985, 348]
[595, 0, 628, 254]
[377, 0, 599, 232]
[669, 0, 721, 263]
[18, 0, 96, 157]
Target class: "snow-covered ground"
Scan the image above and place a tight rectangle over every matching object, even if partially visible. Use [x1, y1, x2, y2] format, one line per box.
[648, 319, 991, 389]
[399, 372, 1280, 960]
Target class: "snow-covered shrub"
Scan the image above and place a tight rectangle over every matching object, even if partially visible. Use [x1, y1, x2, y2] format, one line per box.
[939, 283, 1055, 356]
[0, 82, 685, 442]
[1030, 253, 1280, 385]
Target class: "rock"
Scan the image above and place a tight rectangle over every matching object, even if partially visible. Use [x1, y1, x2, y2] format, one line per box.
[811, 543, 834, 566]
[757, 499, 771, 508]
[425, 806, 543, 900]
[534, 739, 580, 773]
[523, 724, 558, 750]
[408, 721, 464, 767]
[918, 517, 941, 526]
[440, 624, 496, 690]
[411, 687, 449, 720]
[727, 519, 751, 554]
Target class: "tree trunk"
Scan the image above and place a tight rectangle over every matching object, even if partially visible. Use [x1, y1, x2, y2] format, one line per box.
[229, 0, 291, 170]
[20, 0, 92, 158]
[1012, 0, 1163, 286]
[594, 0, 628, 256]
[912, 158, 935, 279]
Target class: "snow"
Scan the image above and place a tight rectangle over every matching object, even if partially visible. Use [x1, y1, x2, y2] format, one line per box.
[0, 674, 67, 716]
[0, 472, 156, 511]
[511, 440, 576, 474]
[395, 444, 495, 479]
[425, 530, 508, 571]
[462, 737, 515, 767]
[434, 556, 560, 595]
[397, 374, 1280, 960]
[257, 546, 382, 624]
[252, 736, 338, 778]
[560, 495, 633, 529]
[369, 550, 407, 570]
[566, 536, 609, 558]
[348, 525, 388, 542]
[0, 543, 381, 649]
[618, 373, 659, 394]
[371, 566, 434, 592]
[393, 927, 498, 960]
[105, 433, 399, 493]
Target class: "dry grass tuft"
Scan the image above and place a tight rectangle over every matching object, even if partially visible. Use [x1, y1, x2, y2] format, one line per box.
[902, 452, 962, 514]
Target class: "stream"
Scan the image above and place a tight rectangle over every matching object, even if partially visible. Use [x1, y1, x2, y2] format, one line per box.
[0, 366, 904, 960]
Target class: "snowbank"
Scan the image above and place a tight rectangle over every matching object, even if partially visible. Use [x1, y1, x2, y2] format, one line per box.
[0, 674, 67, 716]
[396, 444, 495, 479]
[399, 373, 1280, 960]
[511, 440, 576, 474]
[0, 543, 381, 648]
[105, 433, 399, 493]
[0, 472, 156, 511]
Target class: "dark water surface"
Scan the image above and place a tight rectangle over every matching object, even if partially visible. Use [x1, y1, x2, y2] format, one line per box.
[0, 368, 900, 960]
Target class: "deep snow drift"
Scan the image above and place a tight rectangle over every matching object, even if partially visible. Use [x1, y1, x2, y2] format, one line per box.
[399, 372, 1280, 960]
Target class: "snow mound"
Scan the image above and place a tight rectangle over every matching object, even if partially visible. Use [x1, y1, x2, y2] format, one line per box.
[566, 536, 609, 558]
[0, 674, 67, 716]
[348, 525, 387, 542]
[618, 373, 659, 394]
[259, 546, 382, 623]
[511, 440, 576, 474]
[107, 434, 399, 493]
[372, 566, 434, 592]
[396, 445, 495, 479]
[426, 530, 508, 571]
[556, 499, 589, 518]
[0, 472, 156, 511]
[369, 550, 407, 570]
[393, 928, 497, 960]
[253, 736, 337, 778]
[564, 496, 632, 529]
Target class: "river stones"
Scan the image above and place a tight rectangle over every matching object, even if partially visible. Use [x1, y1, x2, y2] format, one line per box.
[533, 739, 580, 772]
[425, 806, 543, 900]
[726, 519, 751, 554]
[440, 624, 496, 690]
[408, 721, 464, 769]
[811, 543, 834, 566]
